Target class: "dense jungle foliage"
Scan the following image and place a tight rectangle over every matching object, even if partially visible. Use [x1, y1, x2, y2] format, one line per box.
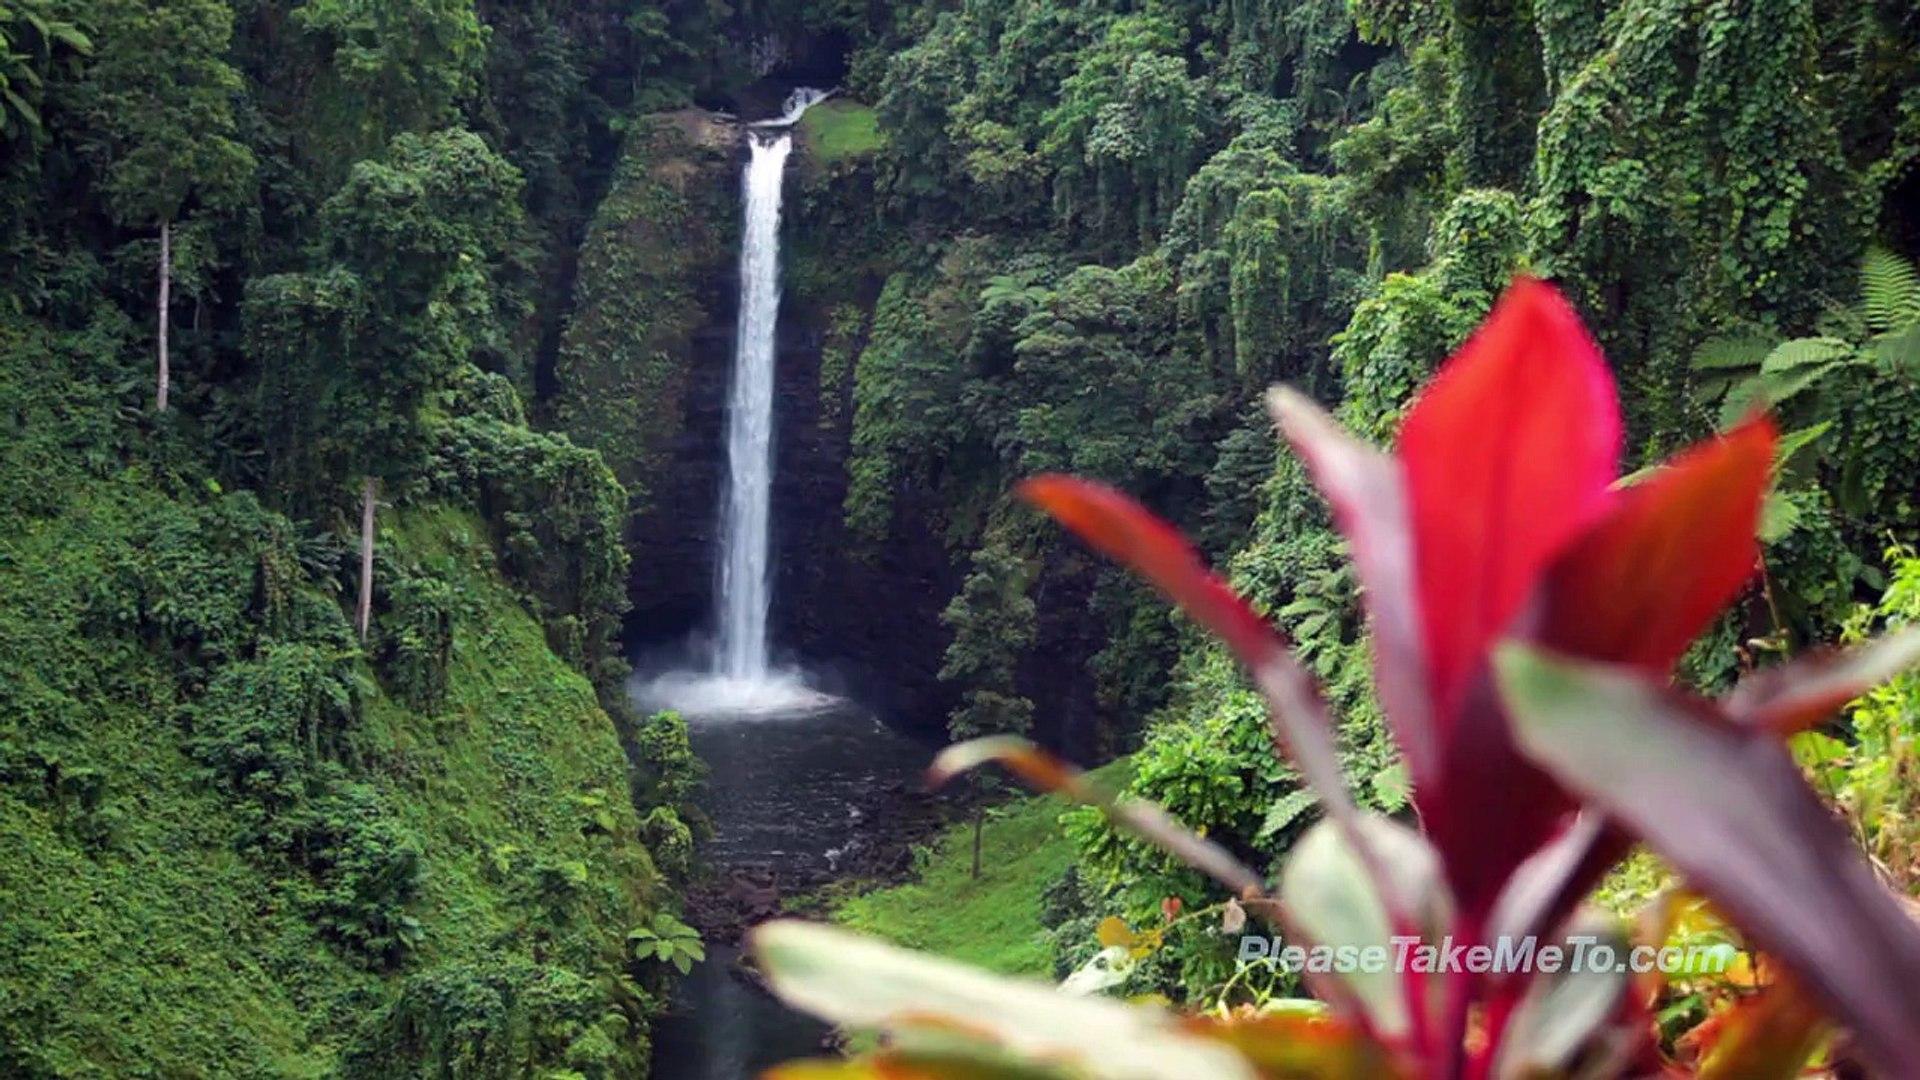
[0, 1, 737, 1074]
[762, 0, 1920, 1006]
[4, 0, 1920, 1073]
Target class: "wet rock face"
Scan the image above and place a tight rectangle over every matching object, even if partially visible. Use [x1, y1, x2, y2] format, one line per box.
[765, 304, 962, 736]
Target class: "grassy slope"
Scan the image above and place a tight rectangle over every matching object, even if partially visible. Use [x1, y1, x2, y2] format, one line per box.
[0, 329, 655, 1074]
[360, 507, 658, 972]
[825, 761, 1129, 977]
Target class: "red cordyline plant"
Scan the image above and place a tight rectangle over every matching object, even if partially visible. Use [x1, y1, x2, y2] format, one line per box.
[751, 278, 1920, 1080]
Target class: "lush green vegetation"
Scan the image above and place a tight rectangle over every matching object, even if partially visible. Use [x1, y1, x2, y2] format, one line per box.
[5, 0, 1920, 1072]
[0, 324, 691, 1073]
[0, 0, 745, 1073]
[770, 0, 1920, 1001]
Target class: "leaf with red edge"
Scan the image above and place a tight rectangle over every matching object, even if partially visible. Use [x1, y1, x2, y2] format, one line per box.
[1397, 277, 1622, 720]
[1495, 644, 1920, 1077]
[1018, 476, 1275, 665]
[1483, 814, 1632, 953]
[1723, 629, 1920, 735]
[1267, 387, 1436, 788]
[1016, 477, 1395, 914]
[1537, 416, 1776, 671]
[930, 737, 1381, 1029]
[1278, 815, 1450, 1042]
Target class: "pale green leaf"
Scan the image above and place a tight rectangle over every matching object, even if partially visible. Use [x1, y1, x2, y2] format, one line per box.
[1690, 335, 1773, 372]
[1278, 814, 1450, 1040]
[1860, 246, 1920, 333]
[1760, 337, 1851, 374]
[752, 921, 1258, 1080]
[1255, 788, 1318, 842]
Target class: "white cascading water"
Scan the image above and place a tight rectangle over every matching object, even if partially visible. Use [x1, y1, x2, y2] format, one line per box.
[713, 129, 790, 682]
[647, 89, 832, 715]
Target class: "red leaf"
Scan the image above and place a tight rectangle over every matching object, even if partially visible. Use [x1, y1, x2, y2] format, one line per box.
[1538, 416, 1776, 670]
[1421, 675, 1579, 920]
[1015, 478, 1363, 824]
[1398, 278, 1621, 721]
[1018, 476, 1415, 943]
[929, 736, 1269, 900]
[1018, 476, 1276, 666]
[1497, 645, 1920, 1076]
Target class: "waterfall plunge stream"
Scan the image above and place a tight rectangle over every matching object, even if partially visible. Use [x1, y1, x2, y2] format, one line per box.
[643, 88, 933, 1079]
[647, 90, 833, 717]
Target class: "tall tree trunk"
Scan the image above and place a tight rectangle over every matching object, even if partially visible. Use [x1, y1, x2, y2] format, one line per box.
[971, 805, 984, 880]
[357, 476, 377, 641]
[156, 220, 171, 412]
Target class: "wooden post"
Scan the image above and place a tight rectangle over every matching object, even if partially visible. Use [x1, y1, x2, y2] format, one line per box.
[971, 804, 984, 880]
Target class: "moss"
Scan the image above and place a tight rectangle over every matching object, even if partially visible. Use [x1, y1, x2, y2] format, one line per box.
[0, 330, 663, 1076]
[549, 110, 738, 511]
[798, 100, 884, 164]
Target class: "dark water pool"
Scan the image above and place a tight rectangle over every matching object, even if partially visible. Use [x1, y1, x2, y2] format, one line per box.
[646, 699, 932, 1079]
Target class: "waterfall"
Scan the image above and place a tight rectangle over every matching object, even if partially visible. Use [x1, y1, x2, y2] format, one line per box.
[646, 89, 832, 716]
[713, 129, 790, 682]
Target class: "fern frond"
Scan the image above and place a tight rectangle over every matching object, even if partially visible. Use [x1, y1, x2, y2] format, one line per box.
[1691, 335, 1773, 371]
[1255, 788, 1318, 842]
[1870, 322, 1920, 378]
[1860, 246, 1920, 333]
[1759, 488, 1804, 544]
[1760, 336, 1851, 374]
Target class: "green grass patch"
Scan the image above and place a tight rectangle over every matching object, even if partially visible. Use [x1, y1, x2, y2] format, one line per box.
[799, 100, 883, 162]
[825, 759, 1130, 977]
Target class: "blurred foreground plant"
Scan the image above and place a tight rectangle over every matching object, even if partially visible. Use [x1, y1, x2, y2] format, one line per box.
[753, 279, 1920, 1079]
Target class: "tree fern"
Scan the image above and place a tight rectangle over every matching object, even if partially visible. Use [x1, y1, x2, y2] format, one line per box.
[1860, 246, 1920, 334]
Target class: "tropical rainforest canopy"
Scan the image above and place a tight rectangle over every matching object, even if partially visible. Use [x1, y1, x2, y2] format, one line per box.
[1, 0, 1918, 1076]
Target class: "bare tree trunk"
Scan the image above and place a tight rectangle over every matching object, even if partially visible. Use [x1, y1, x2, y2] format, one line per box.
[971, 805, 984, 880]
[156, 220, 171, 412]
[357, 476, 377, 641]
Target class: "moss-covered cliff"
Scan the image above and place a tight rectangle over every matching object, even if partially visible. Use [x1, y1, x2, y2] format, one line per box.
[550, 110, 740, 515]
[0, 325, 688, 1076]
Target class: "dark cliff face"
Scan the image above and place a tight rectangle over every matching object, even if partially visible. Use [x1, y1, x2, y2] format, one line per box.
[765, 267, 962, 734]
[550, 109, 739, 642]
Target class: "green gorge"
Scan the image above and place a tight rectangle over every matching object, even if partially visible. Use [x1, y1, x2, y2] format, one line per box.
[2, 0, 1919, 1075]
